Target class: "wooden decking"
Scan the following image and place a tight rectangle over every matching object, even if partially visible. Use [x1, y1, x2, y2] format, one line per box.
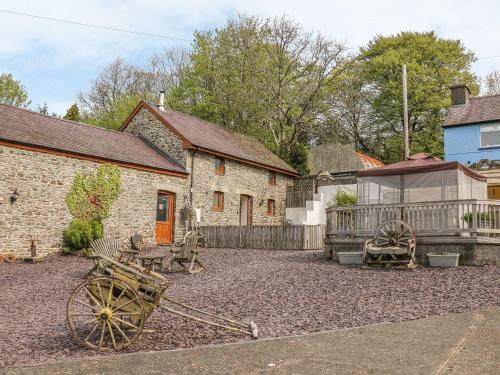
[325, 199, 500, 238]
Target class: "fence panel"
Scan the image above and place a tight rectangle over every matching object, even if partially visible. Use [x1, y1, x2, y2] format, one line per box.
[200, 225, 325, 250]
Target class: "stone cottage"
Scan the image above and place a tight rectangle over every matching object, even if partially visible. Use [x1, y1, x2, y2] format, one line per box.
[0, 101, 297, 257]
[120, 100, 298, 228]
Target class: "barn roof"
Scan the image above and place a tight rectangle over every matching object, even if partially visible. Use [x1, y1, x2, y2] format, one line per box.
[0, 103, 187, 176]
[121, 101, 299, 176]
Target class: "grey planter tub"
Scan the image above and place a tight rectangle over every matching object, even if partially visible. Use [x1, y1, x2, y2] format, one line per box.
[427, 253, 460, 267]
[337, 251, 364, 265]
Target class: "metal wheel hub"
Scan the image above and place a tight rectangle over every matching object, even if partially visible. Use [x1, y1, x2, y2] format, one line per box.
[98, 308, 112, 322]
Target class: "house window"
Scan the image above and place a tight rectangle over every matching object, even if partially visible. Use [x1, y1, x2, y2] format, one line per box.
[213, 191, 224, 211]
[215, 157, 225, 175]
[269, 171, 276, 186]
[480, 124, 500, 147]
[267, 199, 276, 216]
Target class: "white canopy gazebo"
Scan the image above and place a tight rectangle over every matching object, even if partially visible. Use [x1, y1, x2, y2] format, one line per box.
[357, 153, 487, 205]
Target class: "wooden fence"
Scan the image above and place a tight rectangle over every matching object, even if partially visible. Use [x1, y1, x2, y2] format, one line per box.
[200, 225, 325, 250]
[286, 177, 316, 208]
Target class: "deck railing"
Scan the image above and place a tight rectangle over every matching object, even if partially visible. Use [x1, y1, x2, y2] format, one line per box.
[325, 199, 500, 237]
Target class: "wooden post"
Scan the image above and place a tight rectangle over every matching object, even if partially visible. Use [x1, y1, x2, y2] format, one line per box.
[402, 64, 410, 159]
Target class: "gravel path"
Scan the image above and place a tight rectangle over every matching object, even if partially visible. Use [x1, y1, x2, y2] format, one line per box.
[0, 249, 498, 368]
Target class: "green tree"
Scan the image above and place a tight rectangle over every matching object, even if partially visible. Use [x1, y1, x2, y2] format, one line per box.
[0, 73, 30, 107]
[82, 94, 141, 130]
[484, 70, 500, 95]
[355, 31, 478, 163]
[77, 53, 188, 130]
[170, 15, 348, 172]
[64, 103, 81, 122]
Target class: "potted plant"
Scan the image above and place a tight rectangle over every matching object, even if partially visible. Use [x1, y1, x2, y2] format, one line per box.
[427, 250, 460, 267]
[328, 190, 357, 231]
[337, 251, 364, 265]
[462, 212, 493, 229]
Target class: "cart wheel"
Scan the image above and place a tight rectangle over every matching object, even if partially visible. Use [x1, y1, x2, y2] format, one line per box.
[67, 276, 145, 351]
[4, 254, 16, 263]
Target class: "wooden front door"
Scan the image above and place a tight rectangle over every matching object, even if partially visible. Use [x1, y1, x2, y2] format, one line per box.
[156, 192, 175, 244]
[239, 195, 253, 225]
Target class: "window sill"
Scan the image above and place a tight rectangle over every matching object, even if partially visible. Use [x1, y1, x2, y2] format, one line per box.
[478, 145, 500, 150]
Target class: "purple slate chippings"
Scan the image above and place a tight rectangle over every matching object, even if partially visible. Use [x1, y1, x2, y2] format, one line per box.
[0, 249, 498, 369]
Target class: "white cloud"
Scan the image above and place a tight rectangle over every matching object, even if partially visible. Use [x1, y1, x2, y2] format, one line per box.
[2, 0, 499, 71]
[1, 0, 499, 113]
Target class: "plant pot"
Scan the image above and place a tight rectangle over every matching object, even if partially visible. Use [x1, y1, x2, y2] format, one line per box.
[427, 253, 460, 267]
[337, 251, 364, 265]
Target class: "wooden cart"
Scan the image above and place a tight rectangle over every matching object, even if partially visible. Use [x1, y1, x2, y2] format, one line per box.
[67, 254, 258, 351]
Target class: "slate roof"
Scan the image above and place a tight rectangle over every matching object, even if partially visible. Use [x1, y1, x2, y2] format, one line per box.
[0, 103, 187, 175]
[356, 152, 384, 169]
[122, 101, 299, 176]
[444, 94, 500, 127]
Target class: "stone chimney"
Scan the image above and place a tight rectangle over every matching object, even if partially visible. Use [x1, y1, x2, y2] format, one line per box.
[450, 84, 471, 106]
[158, 90, 165, 111]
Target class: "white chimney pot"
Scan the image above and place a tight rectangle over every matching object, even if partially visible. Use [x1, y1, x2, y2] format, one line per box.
[158, 90, 165, 111]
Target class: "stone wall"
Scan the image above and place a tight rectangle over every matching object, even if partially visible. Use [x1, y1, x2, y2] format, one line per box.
[0, 145, 188, 257]
[324, 236, 500, 265]
[122, 107, 294, 226]
[124, 107, 188, 167]
[190, 152, 292, 225]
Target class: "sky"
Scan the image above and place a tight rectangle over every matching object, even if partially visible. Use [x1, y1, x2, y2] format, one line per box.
[1, 0, 499, 115]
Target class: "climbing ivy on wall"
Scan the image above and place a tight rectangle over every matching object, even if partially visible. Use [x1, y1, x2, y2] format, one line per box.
[66, 164, 121, 221]
[64, 164, 121, 252]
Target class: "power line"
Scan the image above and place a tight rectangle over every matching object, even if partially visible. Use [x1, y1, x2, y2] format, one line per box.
[477, 55, 500, 60]
[0, 9, 192, 42]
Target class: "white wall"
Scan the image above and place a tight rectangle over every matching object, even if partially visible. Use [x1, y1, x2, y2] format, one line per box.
[285, 183, 357, 225]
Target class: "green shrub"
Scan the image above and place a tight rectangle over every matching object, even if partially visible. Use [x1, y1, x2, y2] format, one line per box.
[462, 212, 493, 222]
[63, 219, 103, 251]
[335, 190, 357, 206]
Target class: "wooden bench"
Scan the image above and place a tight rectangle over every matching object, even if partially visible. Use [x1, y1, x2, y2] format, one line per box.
[363, 220, 417, 269]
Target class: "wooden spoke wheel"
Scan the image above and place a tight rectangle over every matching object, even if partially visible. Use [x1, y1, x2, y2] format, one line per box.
[4, 254, 16, 263]
[374, 220, 415, 247]
[67, 276, 145, 351]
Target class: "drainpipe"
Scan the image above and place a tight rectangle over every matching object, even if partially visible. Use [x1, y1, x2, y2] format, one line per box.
[189, 149, 198, 206]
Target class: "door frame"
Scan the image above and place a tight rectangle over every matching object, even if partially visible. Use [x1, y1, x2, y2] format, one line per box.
[156, 191, 175, 244]
[239, 194, 253, 226]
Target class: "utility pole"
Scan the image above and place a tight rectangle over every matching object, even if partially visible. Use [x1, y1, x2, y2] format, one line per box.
[402, 64, 410, 159]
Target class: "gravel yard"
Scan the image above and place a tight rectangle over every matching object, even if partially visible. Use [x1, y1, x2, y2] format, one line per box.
[0, 249, 499, 369]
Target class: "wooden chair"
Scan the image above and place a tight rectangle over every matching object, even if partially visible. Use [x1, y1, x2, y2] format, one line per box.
[168, 231, 204, 274]
[91, 238, 124, 261]
[363, 220, 417, 269]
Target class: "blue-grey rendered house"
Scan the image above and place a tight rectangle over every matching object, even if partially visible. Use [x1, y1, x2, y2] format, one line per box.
[444, 85, 500, 165]
[444, 85, 500, 197]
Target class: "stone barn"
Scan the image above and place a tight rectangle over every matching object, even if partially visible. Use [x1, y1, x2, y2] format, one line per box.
[0, 101, 297, 257]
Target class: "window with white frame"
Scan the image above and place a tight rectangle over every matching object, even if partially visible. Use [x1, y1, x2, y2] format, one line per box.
[480, 124, 500, 147]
